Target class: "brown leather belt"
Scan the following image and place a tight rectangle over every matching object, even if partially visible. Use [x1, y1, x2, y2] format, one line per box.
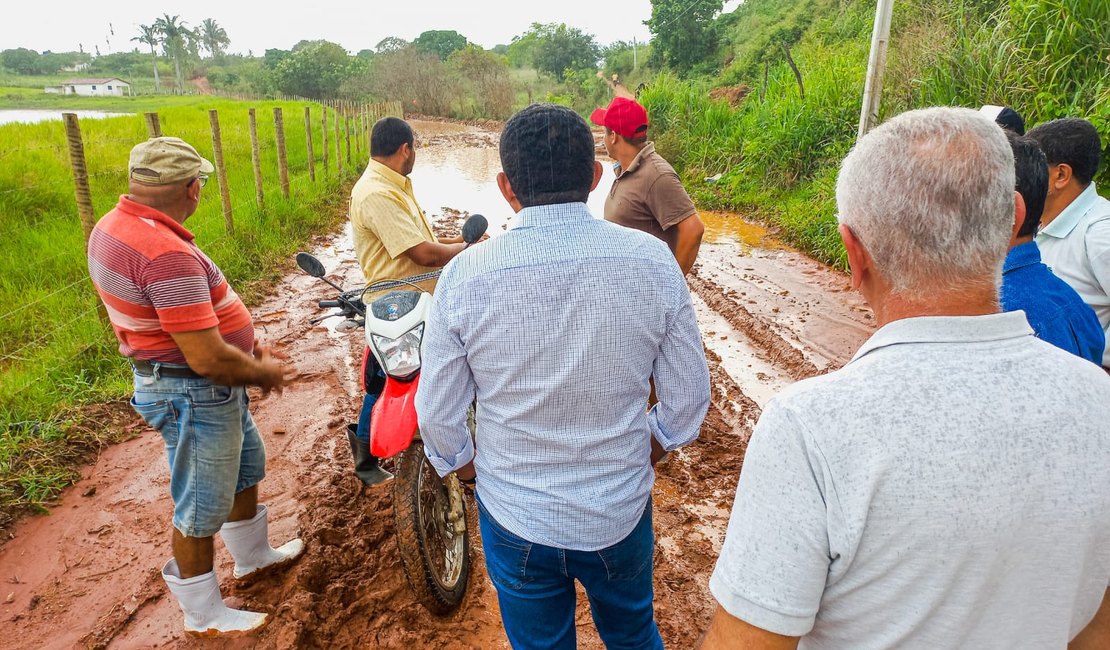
[131, 358, 204, 379]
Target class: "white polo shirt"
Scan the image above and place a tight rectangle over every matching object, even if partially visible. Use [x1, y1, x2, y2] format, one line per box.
[1037, 182, 1110, 366]
[710, 312, 1110, 648]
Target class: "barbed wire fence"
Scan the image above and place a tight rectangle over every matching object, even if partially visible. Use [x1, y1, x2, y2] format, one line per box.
[0, 99, 403, 414]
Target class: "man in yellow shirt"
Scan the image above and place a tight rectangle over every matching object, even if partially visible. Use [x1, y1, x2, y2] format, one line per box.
[345, 117, 470, 485]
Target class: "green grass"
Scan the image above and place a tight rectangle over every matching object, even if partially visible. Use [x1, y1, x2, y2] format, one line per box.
[641, 0, 1108, 267]
[0, 88, 243, 111]
[0, 95, 381, 518]
[642, 36, 867, 265]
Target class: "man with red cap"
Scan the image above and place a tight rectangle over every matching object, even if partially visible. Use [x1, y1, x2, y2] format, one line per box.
[592, 96, 704, 274]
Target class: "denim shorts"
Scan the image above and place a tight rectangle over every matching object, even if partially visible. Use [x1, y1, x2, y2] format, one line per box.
[130, 366, 266, 538]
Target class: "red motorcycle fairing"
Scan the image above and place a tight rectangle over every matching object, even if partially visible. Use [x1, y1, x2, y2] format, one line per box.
[370, 373, 420, 458]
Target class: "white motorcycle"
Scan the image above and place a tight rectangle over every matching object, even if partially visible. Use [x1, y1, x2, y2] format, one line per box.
[295, 214, 487, 614]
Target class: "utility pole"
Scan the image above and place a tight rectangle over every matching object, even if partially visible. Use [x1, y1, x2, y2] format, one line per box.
[857, 0, 895, 139]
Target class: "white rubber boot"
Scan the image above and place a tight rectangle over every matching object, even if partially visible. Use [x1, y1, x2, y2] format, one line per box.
[161, 558, 268, 638]
[219, 504, 305, 580]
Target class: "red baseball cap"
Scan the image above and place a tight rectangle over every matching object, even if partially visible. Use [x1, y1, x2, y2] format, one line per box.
[590, 97, 649, 139]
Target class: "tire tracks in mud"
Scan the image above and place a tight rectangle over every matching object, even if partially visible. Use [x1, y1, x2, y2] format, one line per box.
[244, 206, 826, 648]
[238, 440, 502, 649]
[650, 344, 759, 647]
[0, 119, 869, 650]
[78, 568, 165, 650]
[688, 272, 821, 382]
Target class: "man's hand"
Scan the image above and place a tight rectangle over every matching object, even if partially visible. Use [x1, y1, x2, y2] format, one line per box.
[439, 233, 490, 246]
[252, 345, 294, 395]
[650, 436, 669, 466]
[170, 328, 295, 390]
[455, 460, 476, 482]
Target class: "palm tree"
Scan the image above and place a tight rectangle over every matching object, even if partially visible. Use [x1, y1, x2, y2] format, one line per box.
[154, 14, 189, 91]
[199, 19, 231, 60]
[132, 24, 161, 93]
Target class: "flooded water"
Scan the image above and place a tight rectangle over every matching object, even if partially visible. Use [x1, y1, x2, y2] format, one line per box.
[411, 121, 615, 232]
[336, 119, 872, 399]
[0, 109, 128, 126]
[700, 210, 786, 249]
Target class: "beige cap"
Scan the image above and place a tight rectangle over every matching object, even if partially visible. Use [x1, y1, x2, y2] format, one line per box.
[128, 137, 215, 185]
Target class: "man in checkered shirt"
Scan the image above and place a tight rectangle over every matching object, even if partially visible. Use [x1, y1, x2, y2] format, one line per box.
[416, 104, 710, 649]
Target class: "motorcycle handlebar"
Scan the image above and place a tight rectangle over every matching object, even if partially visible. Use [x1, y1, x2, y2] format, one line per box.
[318, 299, 340, 309]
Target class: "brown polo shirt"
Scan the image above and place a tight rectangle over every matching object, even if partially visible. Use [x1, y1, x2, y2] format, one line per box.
[603, 142, 697, 252]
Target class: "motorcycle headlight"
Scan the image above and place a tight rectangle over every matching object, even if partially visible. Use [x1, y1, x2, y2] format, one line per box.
[371, 324, 424, 379]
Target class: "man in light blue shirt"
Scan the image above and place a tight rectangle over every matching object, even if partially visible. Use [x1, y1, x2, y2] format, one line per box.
[416, 104, 710, 649]
[1028, 118, 1110, 367]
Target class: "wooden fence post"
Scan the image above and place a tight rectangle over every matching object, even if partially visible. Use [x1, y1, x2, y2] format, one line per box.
[62, 113, 109, 324]
[273, 107, 290, 199]
[63, 113, 98, 243]
[144, 111, 162, 138]
[355, 111, 364, 159]
[335, 110, 344, 177]
[304, 106, 316, 183]
[207, 109, 234, 234]
[344, 114, 352, 166]
[248, 108, 265, 210]
[322, 106, 330, 176]
[365, 104, 372, 151]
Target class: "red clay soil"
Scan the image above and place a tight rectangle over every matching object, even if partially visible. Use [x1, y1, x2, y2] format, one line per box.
[708, 85, 752, 108]
[0, 121, 872, 649]
[190, 77, 213, 95]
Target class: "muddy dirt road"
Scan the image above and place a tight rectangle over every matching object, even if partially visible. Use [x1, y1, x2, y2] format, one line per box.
[0, 121, 873, 649]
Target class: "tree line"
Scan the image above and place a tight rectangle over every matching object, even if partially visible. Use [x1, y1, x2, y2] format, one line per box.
[1, 1, 731, 114]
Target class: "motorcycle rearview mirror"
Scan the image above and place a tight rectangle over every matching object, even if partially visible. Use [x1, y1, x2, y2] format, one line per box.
[462, 214, 488, 245]
[296, 251, 346, 293]
[296, 252, 327, 278]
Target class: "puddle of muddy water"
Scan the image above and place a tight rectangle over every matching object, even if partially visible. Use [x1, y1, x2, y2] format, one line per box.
[700, 210, 787, 251]
[409, 142, 616, 235]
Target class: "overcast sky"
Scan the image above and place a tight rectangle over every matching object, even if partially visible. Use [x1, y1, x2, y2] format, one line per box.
[3, 1, 743, 56]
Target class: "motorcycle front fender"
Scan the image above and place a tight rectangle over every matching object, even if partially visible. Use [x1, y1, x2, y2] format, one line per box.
[369, 374, 419, 458]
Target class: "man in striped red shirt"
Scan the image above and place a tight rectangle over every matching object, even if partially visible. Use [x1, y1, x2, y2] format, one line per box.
[88, 137, 303, 637]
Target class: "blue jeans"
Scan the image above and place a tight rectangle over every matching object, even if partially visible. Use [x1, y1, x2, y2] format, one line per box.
[130, 366, 266, 538]
[354, 392, 379, 442]
[359, 357, 390, 443]
[477, 496, 663, 650]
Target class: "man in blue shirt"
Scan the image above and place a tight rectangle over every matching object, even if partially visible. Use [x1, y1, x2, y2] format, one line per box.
[415, 104, 710, 649]
[1001, 132, 1104, 365]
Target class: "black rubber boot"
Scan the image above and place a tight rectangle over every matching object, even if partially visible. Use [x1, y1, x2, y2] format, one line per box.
[346, 424, 393, 486]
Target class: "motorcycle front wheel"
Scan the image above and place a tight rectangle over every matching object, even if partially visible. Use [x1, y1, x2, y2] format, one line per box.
[393, 439, 471, 614]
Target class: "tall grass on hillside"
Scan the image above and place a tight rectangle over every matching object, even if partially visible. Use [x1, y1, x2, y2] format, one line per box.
[643, 0, 1108, 265]
[641, 27, 868, 266]
[919, 0, 1110, 184]
[0, 98, 364, 513]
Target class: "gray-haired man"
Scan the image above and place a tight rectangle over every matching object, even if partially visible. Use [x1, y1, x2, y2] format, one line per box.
[700, 108, 1110, 649]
